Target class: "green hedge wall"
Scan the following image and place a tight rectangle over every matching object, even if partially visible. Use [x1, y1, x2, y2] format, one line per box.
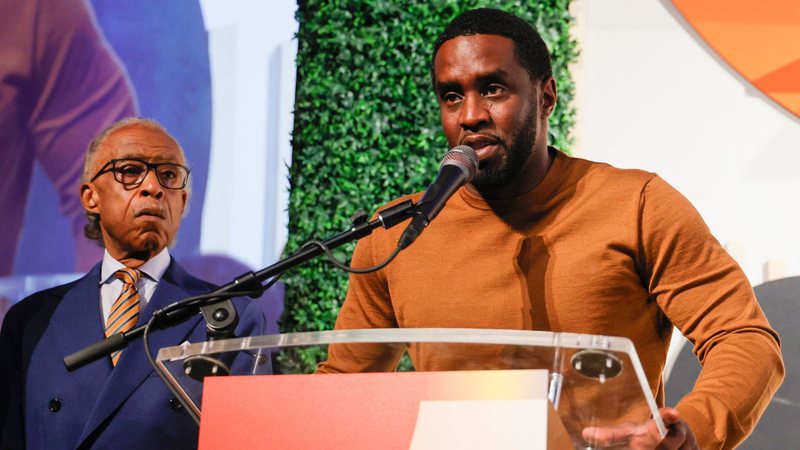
[281, 0, 578, 373]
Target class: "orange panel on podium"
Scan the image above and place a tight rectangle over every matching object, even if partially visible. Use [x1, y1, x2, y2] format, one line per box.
[199, 370, 550, 449]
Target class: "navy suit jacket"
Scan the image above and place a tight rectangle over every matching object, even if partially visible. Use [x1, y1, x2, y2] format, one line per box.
[0, 259, 267, 449]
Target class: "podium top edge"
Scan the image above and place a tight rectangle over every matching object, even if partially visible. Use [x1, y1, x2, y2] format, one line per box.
[156, 328, 637, 361]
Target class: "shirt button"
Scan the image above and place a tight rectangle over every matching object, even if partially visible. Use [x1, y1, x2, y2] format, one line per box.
[169, 397, 183, 411]
[49, 398, 61, 412]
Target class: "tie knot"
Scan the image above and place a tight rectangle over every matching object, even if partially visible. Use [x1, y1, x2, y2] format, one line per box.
[115, 268, 143, 286]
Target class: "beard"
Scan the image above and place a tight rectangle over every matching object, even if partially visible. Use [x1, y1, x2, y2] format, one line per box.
[471, 103, 538, 188]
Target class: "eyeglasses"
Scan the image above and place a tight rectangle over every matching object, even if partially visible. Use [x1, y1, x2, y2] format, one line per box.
[91, 158, 190, 189]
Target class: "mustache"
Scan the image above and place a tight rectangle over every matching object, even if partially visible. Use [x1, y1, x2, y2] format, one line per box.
[459, 133, 505, 147]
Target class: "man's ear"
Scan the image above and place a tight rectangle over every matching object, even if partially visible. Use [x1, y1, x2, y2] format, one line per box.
[180, 190, 189, 217]
[80, 182, 100, 214]
[540, 77, 557, 118]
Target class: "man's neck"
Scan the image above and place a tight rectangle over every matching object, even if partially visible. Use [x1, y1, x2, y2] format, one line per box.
[106, 247, 165, 268]
[101, 248, 171, 283]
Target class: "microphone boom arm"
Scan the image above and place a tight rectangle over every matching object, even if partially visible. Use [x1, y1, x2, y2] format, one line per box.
[63, 200, 416, 372]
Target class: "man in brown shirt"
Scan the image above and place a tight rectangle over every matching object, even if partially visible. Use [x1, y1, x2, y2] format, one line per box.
[320, 8, 783, 450]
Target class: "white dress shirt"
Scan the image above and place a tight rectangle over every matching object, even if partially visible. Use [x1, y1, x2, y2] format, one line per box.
[99, 248, 171, 325]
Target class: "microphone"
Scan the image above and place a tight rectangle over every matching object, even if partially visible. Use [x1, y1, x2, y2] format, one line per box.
[398, 145, 478, 249]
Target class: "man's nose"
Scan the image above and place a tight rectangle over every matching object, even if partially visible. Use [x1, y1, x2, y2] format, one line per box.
[459, 93, 490, 130]
[139, 169, 164, 198]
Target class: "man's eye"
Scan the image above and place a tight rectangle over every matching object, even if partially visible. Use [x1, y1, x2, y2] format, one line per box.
[117, 165, 144, 176]
[484, 85, 505, 97]
[159, 168, 178, 180]
[441, 92, 462, 104]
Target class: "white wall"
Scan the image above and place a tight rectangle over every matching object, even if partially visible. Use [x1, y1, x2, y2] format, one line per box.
[199, 0, 298, 270]
[573, 0, 800, 286]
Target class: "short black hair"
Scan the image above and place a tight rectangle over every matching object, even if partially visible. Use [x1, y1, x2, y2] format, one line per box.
[431, 8, 553, 84]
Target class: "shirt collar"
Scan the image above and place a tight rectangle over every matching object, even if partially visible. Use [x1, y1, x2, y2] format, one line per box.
[100, 247, 171, 284]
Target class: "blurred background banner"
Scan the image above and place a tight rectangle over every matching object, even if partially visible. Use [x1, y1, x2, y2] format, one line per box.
[9, 0, 297, 276]
[1, 0, 297, 332]
[672, 0, 800, 118]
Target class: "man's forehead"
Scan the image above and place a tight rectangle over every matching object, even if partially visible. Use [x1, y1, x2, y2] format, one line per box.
[434, 34, 523, 82]
[100, 126, 184, 162]
[111, 144, 183, 162]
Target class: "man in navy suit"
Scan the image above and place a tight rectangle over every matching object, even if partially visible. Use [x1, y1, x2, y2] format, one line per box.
[0, 118, 266, 449]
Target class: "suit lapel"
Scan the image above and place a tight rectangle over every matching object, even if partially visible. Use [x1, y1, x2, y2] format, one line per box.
[77, 260, 206, 445]
[51, 265, 113, 399]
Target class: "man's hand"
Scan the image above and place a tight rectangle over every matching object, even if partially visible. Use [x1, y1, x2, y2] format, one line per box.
[582, 407, 698, 449]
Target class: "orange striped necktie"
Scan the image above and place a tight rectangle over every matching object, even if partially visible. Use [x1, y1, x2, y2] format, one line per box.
[106, 267, 143, 365]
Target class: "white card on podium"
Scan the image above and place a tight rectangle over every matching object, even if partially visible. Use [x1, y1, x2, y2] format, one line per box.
[409, 399, 548, 450]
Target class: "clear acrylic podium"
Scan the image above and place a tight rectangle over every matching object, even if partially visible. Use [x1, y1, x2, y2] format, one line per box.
[155, 328, 665, 449]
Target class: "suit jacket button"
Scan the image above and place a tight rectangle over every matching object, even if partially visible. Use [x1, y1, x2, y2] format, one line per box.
[49, 398, 61, 412]
[169, 397, 183, 411]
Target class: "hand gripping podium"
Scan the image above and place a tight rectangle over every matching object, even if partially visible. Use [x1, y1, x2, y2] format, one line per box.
[155, 328, 665, 449]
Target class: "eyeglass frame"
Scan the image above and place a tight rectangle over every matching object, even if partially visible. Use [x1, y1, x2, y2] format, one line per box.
[90, 158, 191, 190]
